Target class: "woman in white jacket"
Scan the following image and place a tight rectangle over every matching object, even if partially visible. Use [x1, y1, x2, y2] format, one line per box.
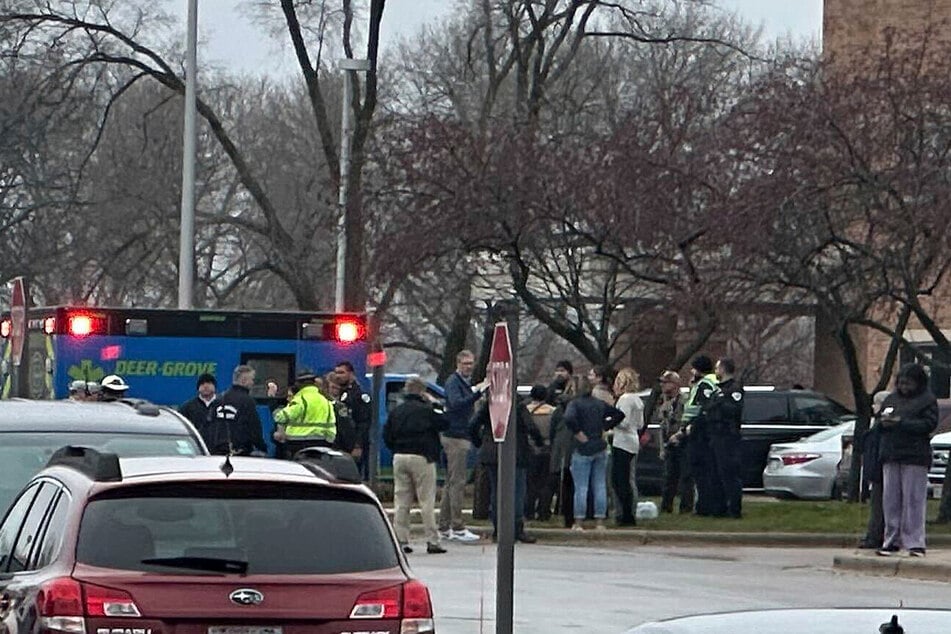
[612, 368, 645, 526]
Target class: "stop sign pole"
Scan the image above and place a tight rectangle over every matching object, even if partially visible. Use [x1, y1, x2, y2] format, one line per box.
[487, 306, 518, 634]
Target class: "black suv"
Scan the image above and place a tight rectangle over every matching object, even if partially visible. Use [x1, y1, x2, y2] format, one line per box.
[638, 388, 854, 492]
[0, 399, 208, 513]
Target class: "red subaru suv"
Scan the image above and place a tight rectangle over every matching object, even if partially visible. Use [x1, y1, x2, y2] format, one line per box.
[0, 448, 435, 634]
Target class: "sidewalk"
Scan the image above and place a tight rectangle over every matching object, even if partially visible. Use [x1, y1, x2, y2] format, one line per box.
[833, 549, 951, 582]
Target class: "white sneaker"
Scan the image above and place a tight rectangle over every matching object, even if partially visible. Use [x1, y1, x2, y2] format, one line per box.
[451, 528, 481, 543]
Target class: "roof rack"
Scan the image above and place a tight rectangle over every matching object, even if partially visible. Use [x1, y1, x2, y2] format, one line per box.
[47, 446, 122, 482]
[117, 398, 161, 416]
[293, 446, 362, 483]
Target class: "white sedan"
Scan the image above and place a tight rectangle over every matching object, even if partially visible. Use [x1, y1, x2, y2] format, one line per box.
[762, 421, 854, 500]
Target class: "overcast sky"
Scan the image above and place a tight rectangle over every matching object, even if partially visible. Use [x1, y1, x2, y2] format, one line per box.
[169, 0, 823, 76]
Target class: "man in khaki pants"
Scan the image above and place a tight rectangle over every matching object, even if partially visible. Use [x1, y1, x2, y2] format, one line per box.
[439, 350, 488, 542]
[384, 378, 449, 554]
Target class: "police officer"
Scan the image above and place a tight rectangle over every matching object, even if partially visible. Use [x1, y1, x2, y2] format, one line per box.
[705, 358, 744, 519]
[209, 365, 267, 456]
[99, 375, 130, 402]
[273, 370, 337, 459]
[682, 355, 720, 516]
[334, 361, 372, 473]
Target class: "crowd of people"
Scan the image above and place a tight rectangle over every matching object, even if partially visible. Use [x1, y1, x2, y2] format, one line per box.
[97, 351, 941, 558]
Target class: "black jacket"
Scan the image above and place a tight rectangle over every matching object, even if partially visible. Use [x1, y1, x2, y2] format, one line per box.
[879, 390, 939, 467]
[384, 394, 448, 463]
[206, 384, 267, 456]
[563, 394, 625, 456]
[341, 381, 372, 449]
[470, 401, 544, 467]
[704, 378, 744, 437]
[178, 395, 220, 438]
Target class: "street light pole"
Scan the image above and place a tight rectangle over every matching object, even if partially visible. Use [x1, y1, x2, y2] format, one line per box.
[178, 0, 198, 310]
[335, 58, 370, 313]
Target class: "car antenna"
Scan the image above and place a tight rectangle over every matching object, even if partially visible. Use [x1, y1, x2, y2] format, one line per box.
[879, 614, 903, 634]
[220, 454, 234, 478]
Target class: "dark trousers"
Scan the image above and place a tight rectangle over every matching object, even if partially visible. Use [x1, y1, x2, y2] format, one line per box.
[283, 438, 333, 460]
[611, 447, 637, 524]
[488, 466, 527, 536]
[557, 467, 575, 527]
[661, 443, 695, 513]
[472, 461, 492, 520]
[863, 480, 885, 547]
[710, 434, 743, 518]
[690, 433, 725, 516]
[525, 452, 553, 520]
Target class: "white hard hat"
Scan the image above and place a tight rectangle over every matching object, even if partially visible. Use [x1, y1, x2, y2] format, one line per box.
[100, 374, 130, 392]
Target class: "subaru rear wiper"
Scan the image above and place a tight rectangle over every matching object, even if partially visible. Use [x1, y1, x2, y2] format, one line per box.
[141, 556, 249, 574]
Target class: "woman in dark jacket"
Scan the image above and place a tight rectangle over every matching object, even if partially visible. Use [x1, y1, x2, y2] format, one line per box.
[470, 400, 544, 543]
[563, 378, 625, 531]
[877, 363, 939, 557]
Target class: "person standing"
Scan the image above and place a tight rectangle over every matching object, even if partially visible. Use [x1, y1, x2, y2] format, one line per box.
[385, 378, 448, 555]
[877, 363, 938, 557]
[98, 374, 130, 402]
[549, 374, 579, 527]
[611, 368, 645, 526]
[179, 373, 219, 440]
[325, 372, 357, 454]
[273, 370, 337, 458]
[524, 384, 555, 521]
[469, 399, 542, 543]
[208, 365, 267, 456]
[705, 358, 744, 518]
[588, 366, 616, 405]
[682, 355, 719, 516]
[656, 371, 692, 514]
[858, 390, 890, 549]
[334, 361, 372, 470]
[564, 378, 625, 531]
[438, 350, 488, 543]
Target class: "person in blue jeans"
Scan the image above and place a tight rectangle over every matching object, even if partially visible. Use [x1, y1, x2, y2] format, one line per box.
[563, 377, 625, 530]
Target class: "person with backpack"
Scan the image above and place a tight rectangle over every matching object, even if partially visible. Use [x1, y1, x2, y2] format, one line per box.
[524, 384, 556, 521]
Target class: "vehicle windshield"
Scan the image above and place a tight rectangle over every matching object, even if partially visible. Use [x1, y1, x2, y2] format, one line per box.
[804, 421, 855, 443]
[0, 432, 201, 513]
[77, 483, 399, 575]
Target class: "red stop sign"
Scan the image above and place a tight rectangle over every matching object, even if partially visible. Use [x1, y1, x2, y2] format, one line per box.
[488, 322, 514, 443]
[10, 277, 26, 367]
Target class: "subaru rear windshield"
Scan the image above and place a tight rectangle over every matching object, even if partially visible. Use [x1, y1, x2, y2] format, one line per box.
[0, 432, 200, 514]
[76, 483, 399, 575]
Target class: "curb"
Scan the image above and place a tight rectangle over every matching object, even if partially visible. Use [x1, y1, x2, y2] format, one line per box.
[402, 524, 951, 548]
[833, 554, 951, 582]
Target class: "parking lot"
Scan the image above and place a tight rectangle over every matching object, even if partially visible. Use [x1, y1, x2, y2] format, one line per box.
[407, 542, 951, 633]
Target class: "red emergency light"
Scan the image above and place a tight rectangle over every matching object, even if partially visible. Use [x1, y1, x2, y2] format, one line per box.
[0, 319, 10, 338]
[335, 319, 365, 344]
[68, 314, 95, 337]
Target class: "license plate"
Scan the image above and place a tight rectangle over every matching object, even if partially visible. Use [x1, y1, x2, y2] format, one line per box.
[209, 627, 282, 634]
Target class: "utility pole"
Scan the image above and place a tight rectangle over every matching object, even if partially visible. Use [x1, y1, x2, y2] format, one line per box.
[178, 0, 198, 310]
[335, 58, 370, 312]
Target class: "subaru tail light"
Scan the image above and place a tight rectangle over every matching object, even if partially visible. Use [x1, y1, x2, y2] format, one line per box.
[350, 581, 434, 633]
[781, 453, 822, 466]
[38, 578, 142, 633]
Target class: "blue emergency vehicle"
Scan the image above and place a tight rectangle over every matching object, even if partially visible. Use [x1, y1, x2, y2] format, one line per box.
[0, 306, 368, 455]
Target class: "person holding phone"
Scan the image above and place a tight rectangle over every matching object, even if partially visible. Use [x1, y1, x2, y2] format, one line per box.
[877, 363, 939, 557]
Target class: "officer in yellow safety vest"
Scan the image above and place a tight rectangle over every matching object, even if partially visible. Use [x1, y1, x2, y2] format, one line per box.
[681, 355, 721, 517]
[273, 370, 337, 460]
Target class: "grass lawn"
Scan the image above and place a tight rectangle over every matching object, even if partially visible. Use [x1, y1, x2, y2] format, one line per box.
[502, 497, 951, 534]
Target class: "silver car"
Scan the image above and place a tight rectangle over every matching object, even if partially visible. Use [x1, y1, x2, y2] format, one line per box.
[625, 608, 950, 633]
[762, 421, 854, 500]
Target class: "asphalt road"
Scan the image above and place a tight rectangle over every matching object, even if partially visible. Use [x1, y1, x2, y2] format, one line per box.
[404, 542, 951, 633]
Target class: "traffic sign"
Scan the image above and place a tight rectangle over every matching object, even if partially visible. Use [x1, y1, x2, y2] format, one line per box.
[10, 277, 26, 367]
[487, 322, 513, 442]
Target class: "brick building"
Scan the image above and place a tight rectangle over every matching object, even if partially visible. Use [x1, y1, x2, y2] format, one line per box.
[815, 0, 951, 404]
